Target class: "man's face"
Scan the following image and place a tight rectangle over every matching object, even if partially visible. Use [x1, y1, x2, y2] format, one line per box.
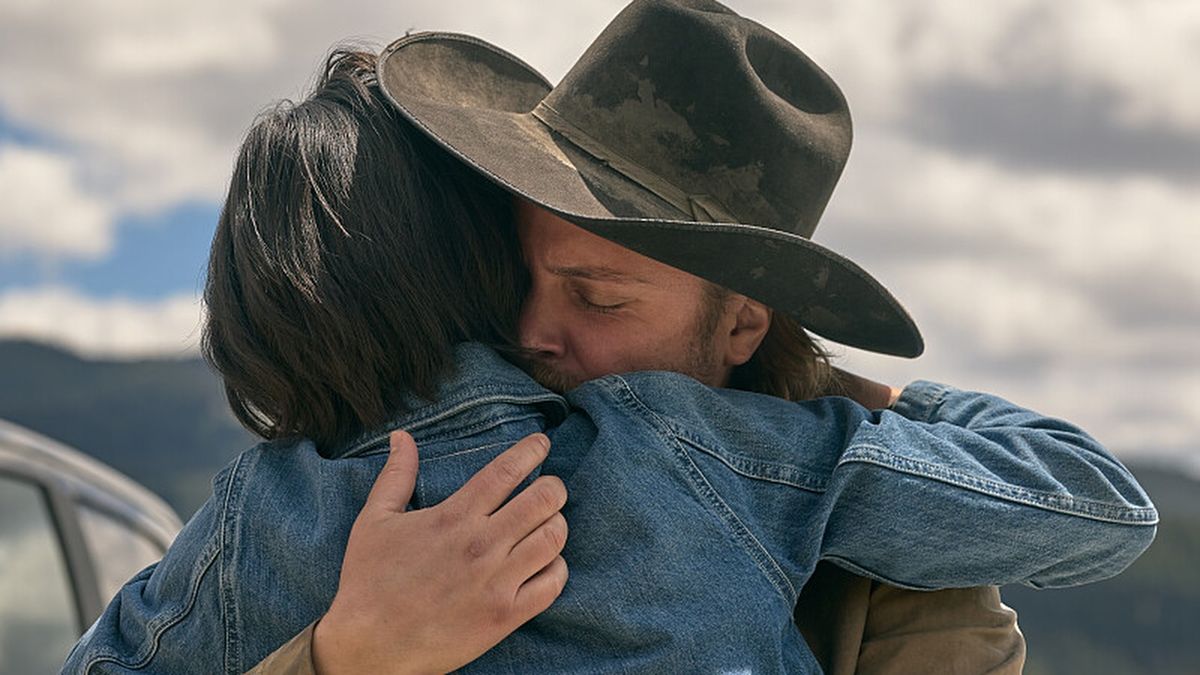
[516, 201, 733, 392]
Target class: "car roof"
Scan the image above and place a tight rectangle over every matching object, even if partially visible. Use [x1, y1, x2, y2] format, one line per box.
[0, 419, 182, 547]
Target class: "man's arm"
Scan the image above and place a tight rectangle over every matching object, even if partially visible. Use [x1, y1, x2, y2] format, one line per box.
[619, 370, 1157, 589]
[816, 379, 1157, 589]
[857, 582, 1024, 675]
[802, 372, 1023, 675]
[796, 562, 1024, 675]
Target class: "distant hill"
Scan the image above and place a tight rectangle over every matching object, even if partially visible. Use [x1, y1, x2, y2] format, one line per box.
[1, 338, 1195, 672]
[0, 339, 255, 517]
[1004, 465, 1200, 675]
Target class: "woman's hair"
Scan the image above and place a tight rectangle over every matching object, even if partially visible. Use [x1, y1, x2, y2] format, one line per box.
[202, 48, 524, 451]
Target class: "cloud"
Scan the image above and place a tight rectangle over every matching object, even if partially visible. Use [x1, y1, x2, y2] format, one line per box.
[0, 145, 114, 260]
[812, 130, 1199, 464]
[1, 0, 1193, 213]
[88, 3, 282, 77]
[0, 0, 289, 215]
[754, 0, 1200, 134]
[831, 288, 1199, 468]
[824, 131, 1200, 292]
[906, 79, 1200, 179]
[0, 287, 203, 359]
[0, 0, 1194, 472]
[0, 0, 621, 216]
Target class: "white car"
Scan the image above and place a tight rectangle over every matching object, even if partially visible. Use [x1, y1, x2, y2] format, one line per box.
[0, 419, 182, 673]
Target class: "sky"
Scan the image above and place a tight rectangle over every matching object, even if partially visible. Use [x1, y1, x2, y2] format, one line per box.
[0, 0, 1197, 475]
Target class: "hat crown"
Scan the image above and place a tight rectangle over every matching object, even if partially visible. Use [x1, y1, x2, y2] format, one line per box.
[542, 0, 851, 236]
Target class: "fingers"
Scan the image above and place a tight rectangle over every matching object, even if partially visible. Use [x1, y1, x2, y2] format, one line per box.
[363, 430, 420, 514]
[491, 475, 567, 543]
[831, 368, 899, 410]
[450, 433, 551, 516]
[502, 512, 568, 589]
[512, 556, 569, 621]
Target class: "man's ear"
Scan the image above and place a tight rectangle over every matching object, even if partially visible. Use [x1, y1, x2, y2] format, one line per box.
[723, 297, 772, 367]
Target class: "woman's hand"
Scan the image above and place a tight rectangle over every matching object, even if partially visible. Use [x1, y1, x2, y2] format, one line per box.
[313, 430, 568, 675]
[832, 367, 903, 410]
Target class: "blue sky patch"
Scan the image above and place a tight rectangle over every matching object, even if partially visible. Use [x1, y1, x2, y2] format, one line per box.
[0, 201, 219, 300]
[0, 105, 69, 150]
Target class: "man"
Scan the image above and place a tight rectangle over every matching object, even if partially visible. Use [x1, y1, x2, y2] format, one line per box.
[252, 1, 1153, 672]
[363, 2, 1100, 669]
[514, 199, 1020, 673]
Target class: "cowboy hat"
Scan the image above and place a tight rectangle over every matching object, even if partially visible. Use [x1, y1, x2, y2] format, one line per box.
[377, 0, 923, 357]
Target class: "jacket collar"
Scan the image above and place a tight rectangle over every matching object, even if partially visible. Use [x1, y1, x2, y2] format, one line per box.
[331, 342, 568, 459]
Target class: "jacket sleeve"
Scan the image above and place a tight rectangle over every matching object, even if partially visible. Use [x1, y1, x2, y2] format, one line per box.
[622, 371, 1157, 590]
[244, 623, 317, 675]
[61, 461, 240, 674]
[818, 380, 1157, 589]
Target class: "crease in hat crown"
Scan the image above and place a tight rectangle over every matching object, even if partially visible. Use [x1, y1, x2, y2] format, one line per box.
[535, 0, 853, 238]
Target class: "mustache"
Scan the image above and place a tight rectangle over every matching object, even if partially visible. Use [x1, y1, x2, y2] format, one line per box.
[505, 347, 581, 393]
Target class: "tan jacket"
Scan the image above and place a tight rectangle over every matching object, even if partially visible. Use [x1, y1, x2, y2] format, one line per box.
[247, 563, 1024, 674]
[795, 563, 1024, 674]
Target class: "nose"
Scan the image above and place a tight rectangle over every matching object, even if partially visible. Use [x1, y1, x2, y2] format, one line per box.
[518, 288, 566, 358]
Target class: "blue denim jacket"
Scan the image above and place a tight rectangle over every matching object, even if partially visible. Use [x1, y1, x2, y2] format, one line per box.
[64, 343, 1156, 674]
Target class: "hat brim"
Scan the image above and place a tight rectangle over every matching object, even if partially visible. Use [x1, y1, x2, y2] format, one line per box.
[378, 33, 923, 358]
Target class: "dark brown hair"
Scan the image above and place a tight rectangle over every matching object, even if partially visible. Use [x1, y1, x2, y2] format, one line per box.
[202, 49, 523, 451]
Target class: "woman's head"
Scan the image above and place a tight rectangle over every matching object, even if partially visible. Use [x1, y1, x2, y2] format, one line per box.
[203, 48, 523, 451]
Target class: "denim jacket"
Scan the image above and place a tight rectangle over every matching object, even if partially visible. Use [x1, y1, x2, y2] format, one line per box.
[64, 343, 1156, 674]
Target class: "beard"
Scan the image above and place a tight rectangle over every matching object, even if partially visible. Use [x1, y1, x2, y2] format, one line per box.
[524, 357, 585, 393]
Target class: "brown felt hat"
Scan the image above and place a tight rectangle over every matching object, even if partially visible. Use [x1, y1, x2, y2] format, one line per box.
[377, 0, 923, 357]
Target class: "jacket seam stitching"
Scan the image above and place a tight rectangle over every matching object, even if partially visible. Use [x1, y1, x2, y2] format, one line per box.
[665, 422, 828, 492]
[220, 450, 253, 673]
[840, 445, 1159, 524]
[418, 439, 529, 464]
[341, 394, 566, 457]
[80, 456, 242, 672]
[611, 376, 798, 605]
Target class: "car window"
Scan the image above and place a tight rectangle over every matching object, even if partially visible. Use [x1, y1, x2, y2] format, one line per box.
[0, 474, 81, 673]
[76, 504, 165, 603]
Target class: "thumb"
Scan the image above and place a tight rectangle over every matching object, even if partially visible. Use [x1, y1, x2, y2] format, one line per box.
[365, 430, 420, 513]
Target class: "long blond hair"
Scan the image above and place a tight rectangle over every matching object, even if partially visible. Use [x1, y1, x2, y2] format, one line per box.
[728, 312, 846, 402]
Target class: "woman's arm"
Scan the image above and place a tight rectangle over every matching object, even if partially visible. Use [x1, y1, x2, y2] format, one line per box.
[66, 432, 567, 675]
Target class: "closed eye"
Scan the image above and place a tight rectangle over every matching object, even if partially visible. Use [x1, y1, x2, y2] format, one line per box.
[574, 290, 629, 314]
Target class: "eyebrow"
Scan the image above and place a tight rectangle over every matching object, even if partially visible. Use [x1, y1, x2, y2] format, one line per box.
[548, 265, 653, 284]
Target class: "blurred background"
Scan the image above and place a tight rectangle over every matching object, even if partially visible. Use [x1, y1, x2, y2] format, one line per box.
[0, 1, 1196, 672]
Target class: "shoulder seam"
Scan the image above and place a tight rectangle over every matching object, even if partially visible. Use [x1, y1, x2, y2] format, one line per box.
[611, 375, 799, 605]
